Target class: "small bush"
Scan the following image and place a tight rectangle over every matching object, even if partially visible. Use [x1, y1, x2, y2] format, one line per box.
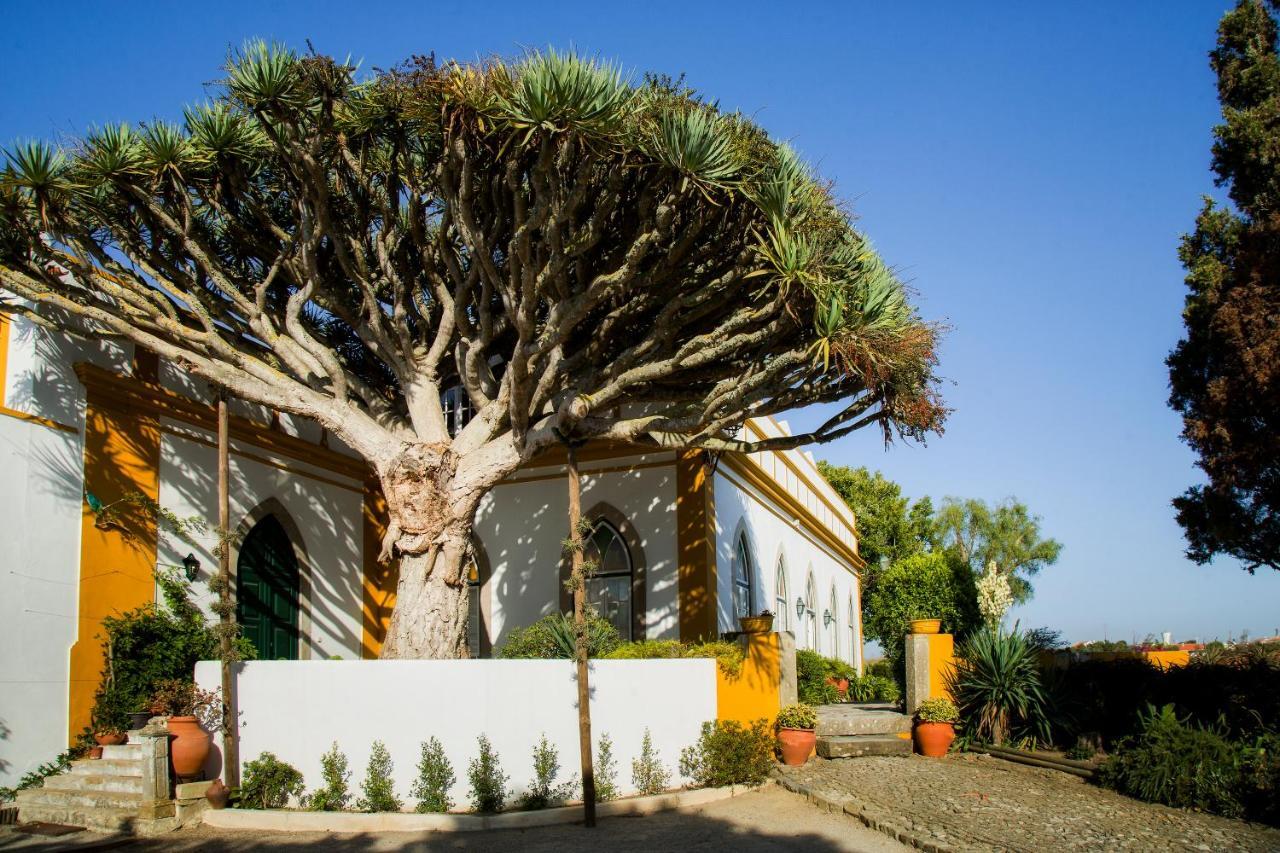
[238, 752, 304, 809]
[605, 638, 746, 676]
[467, 734, 509, 814]
[303, 742, 350, 811]
[775, 703, 818, 730]
[604, 639, 685, 660]
[948, 626, 1052, 747]
[796, 649, 845, 705]
[849, 673, 900, 704]
[1099, 705, 1247, 819]
[686, 640, 746, 677]
[678, 719, 774, 788]
[356, 741, 402, 812]
[915, 697, 959, 724]
[498, 612, 620, 659]
[519, 735, 577, 810]
[594, 733, 619, 802]
[410, 737, 455, 813]
[631, 728, 671, 796]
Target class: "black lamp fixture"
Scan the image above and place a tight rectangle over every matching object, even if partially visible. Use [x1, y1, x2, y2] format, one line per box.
[795, 596, 806, 620]
[182, 553, 200, 582]
[823, 609, 834, 628]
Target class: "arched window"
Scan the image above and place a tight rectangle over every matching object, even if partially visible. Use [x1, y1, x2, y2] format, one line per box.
[774, 557, 789, 633]
[848, 594, 857, 667]
[804, 573, 818, 652]
[733, 534, 755, 621]
[584, 521, 633, 640]
[236, 514, 300, 660]
[828, 585, 839, 660]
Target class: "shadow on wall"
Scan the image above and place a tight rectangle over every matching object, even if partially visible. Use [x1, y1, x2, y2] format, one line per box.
[0, 716, 11, 774]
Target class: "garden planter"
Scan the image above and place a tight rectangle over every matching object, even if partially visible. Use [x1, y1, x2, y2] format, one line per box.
[909, 618, 942, 634]
[168, 716, 211, 779]
[739, 614, 774, 634]
[205, 778, 230, 809]
[825, 676, 849, 697]
[88, 746, 104, 760]
[914, 721, 955, 757]
[94, 732, 127, 746]
[129, 711, 152, 730]
[777, 727, 816, 766]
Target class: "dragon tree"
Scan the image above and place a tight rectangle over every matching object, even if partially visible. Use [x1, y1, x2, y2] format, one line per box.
[0, 45, 946, 658]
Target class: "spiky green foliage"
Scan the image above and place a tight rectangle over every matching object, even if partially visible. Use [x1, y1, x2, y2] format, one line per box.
[948, 626, 1052, 748]
[498, 611, 620, 659]
[410, 737, 455, 813]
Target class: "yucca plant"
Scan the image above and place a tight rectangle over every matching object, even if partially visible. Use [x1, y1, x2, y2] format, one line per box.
[948, 626, 1053, 747]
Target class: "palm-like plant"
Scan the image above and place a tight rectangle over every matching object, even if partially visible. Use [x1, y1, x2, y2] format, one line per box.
[948, 626, 1053, 747]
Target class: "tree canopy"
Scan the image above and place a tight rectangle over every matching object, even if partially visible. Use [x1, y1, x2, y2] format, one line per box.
[1168, 0, 1280, 573]
[931, 497, 1062, 603]
[816, 461, 933, 587]
[0, 45, 946, 657]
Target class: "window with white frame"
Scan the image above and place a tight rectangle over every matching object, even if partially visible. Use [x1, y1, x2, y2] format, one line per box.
[733, 534, 755, 621]
[804, 573, 818, 652]
[774, 557, 789, 633]
[583, 520, 633, 640]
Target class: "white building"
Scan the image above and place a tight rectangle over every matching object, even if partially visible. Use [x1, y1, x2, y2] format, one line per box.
[0, 312, 865, 786]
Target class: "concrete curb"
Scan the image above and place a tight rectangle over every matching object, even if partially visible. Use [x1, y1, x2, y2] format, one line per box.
[201, 784, 755, 833]
[773, 771, 956, 853]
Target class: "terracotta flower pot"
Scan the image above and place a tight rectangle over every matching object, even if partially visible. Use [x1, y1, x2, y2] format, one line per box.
[777, 727, 817, 766]
[94, 732, 127, 746]
[825, 676, 849, 697]
[739, 614, 774, 634]
[205, 778, 230, 810]
[909, 618, 942, 635]
[168, 716, 211, 780]
[88, 746, 104, 760]
[914, 721, 955, 757]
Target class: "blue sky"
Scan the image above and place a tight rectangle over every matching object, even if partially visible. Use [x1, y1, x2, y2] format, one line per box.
[3, 2, 1276, 643]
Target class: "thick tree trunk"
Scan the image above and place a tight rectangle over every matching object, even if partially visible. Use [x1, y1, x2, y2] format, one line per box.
[379, 533, 471, 659]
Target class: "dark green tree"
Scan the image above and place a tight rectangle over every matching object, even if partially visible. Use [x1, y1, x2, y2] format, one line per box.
[816, 462, 933, 591]
[1168, 0, 1280, 573]
[931, 497, 1062, 603]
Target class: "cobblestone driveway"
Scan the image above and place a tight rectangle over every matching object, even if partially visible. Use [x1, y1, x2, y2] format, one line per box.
[776, 753, 1280, 852]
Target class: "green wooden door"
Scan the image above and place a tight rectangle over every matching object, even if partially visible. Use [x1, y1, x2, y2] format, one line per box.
[236, 515, 300, 660]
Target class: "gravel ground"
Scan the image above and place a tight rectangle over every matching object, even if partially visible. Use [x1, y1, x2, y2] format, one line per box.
[777, 753, 1280, 852]
[0, 787, 908, 852]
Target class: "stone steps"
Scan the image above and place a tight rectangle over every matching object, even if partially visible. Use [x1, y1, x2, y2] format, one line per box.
[16, 740, 149, 833]
[44, 772, 144, 794]
[12, 796, 140, 833]
[815, 704, 914, 760]
[102, 743, 141, 761]
[16, 787, 144, 811]
[69, 758, 141, 778]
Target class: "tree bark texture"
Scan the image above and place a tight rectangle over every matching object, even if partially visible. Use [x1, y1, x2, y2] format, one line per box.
[216, 395, 240, 788]
[568, 445, 597, 826]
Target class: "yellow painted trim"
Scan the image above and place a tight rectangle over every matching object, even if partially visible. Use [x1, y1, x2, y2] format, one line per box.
[676, 449, 717, 641]
[68, 387, 162, 743]
[720, 455, 864, 574]
[361, 481, 396, 659]
[74, 362, 370, 482]
[717, 633, 782, 725]
[926, 633, 956, 704]
[0, 314, 78, 433]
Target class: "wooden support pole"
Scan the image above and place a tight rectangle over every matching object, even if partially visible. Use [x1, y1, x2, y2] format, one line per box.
[217, 393, 240, 788]
[567, 445, 596, 827]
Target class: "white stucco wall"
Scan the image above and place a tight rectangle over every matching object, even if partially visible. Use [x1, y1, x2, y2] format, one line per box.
[157, 425, 367, 661]
[475, 454, 679, 650]
[713, 469, 862, 669]
[195, 658, 713, 804]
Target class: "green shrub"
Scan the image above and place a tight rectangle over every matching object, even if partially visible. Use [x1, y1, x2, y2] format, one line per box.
[410, 737, 455, 813]
[849, 673, 899, 704]
[303, 742, 350, 811]
[775, 703, 817, 730]
[865, 659, 895, 679]
[594, 733, 619, 802]
[356, 741, 402, 812]
[1099, 705, 1248, 819]
[685, 640, 745, 677]
[604, 638, 745, 676]
[678, 719, 774, 788]
[237, 752, 304, 809]
[498, 612, 620, 659]
[91, 571, 254, 732]
[863, 551, 979, 666]
[915, 697, 959, 724]
[467, 734, 509, 813]
[604, 639, 685, 659]
[948, 626, 1051, 747]
[519, 735, 576, 810]
[631, 728, 670, 795]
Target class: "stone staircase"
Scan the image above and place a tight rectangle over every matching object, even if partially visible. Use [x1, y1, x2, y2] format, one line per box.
[14, 743, 145, 833]
[815, 703, 913, 759]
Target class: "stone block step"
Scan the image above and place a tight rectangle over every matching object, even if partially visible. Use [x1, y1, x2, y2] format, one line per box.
[44, 773, 144, 795]
[17, 787, 143, 811]
[70, 758, 141, 778]
[817, 734, 913, 759]
[102, 743, 141, 761]
[815, 706, 912, 738]
[14, 801, 139, 833]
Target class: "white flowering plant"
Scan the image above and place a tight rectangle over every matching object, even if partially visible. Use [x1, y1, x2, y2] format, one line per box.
[976, 561, 1013, 628]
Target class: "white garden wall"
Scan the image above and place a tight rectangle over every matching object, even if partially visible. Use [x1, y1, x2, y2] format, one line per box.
[194, 658, 715, 806]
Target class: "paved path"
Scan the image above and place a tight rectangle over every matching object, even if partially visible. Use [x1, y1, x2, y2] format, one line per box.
[1, 787, 908, 852]
[778, 753, 1280, 852]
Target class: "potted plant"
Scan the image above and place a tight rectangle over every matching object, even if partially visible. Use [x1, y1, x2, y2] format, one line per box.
[775, 702, 818, 766]
[739, 609, 775, 634]
[824, 661, 854, 699]
[913, 697, 959, 757]
[128, 710, 153, 730]
[909, 616, 942, 634]
[93, 728, 127, 747]
[148, 679, 222, 780]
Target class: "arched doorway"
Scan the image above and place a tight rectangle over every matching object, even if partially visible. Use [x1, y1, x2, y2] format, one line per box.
[236, 515, 300, 660]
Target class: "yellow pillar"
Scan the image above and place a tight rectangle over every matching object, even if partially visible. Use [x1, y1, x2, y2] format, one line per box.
[676, 450, 717, 641]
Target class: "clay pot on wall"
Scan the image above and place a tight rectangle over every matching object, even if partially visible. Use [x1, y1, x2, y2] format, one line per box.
[94, 731, 127, 746]
[909, 618, 942, 634]
[739, 614, 775, 634]
[777, 728, 817, 766]
[205, 778, 230, 809]
[914, 722, 955, 758]
[129, 711, 152, 730]
[168, 716, 211, 779]
[88, 746, 104, 760]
